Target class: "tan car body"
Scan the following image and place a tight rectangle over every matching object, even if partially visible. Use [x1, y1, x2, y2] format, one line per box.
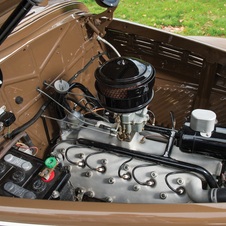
[0, 1, 226, 225]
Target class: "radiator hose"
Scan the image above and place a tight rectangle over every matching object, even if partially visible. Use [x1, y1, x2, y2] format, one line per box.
[209, 188, 226, 203]
[8, 99, 52, 139]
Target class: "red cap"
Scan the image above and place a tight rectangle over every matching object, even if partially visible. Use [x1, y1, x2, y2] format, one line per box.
[41, 171, 55, 182]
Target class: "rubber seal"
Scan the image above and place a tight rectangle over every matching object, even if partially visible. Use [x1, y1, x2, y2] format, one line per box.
[45, 157, 57, 168]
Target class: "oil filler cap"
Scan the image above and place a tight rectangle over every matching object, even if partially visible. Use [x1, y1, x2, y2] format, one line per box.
[190, 109, 216, 137]
[95, 57, 155, 113]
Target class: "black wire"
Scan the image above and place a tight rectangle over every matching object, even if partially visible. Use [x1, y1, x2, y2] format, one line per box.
[68, 52, 107, 84]
[78, 138, 218, 188]
[132, 164, 156, 186]
[9, 98, 52, 138]
[69, 82, 101, 108]
[165, 171, 187, 194]
[63, 99, 72, 112]
[56, 94, 66, 119]
[65, 145, 83, 165]
[118, 157, 133, 178]
[84, 152, 104, 171]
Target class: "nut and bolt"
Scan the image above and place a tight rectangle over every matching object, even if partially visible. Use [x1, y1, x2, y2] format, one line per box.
[140, 140, 145, 144]
[133, 184, 140, 191]
[52, 190, 60, 199]
[177, 178, 184, 185]
[123, 164, 130, 171]
[65, 165, 72, 171]
[108, 177, 115, 184]
[150, 171, 157, 178]
[105, 196, 113, 203]
[126, 134, 131, 139]
[60, 149, 65, 154]
[160, 192, 167, 200]
[87, 191, 95, 198]
[85, 171, 92, 178]
[56, 153, 63, 160]
[77, 188, 85, 194]
[78, 153, 85, 159]
[101, 159, 108, 165]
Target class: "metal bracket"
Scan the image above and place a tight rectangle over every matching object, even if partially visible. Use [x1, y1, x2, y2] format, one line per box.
[39, 160, 59, 180]
[85, 6, 118, 37]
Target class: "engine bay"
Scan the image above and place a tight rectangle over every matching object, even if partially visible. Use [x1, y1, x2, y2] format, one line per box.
[0, 54, 226, 204]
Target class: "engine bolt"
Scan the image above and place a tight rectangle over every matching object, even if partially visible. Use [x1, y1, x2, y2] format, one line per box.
[77, 188, 85, 194]
[160, 192, 167, 200]
[123, 164, 130, 171]
[87, 191, 95, 198]
[126, 134, 131, 139]
[133, 184, 140, 191]
[108, 177, 115, 184]
[85, 171, 92, 178]
[52, 190, 60, 199]
[78, 153, 84, 159]
[150, 171, 157, 178]
[65, 165, 72, 171]
[105, 196, 113, 203]
[60, 149, 65, 154]
[177, 178, 184, 185]
[56, 153, 63, 160]
[101, 159, 108, 165]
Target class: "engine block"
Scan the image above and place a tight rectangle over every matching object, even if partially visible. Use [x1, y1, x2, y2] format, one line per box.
[52, 126, 222, 203]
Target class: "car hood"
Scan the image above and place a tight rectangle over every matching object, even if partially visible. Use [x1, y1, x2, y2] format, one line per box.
[0, 0, 21, 17]
[0, 0, 48, 26]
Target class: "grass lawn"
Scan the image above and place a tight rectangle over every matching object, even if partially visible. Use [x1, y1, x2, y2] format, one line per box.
[81, 0, 226, 37]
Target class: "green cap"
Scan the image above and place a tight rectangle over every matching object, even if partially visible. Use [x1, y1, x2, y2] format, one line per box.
[45, 157, 57, 168]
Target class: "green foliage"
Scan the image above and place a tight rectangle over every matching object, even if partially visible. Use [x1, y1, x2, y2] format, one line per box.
[81, 0, 226, 37]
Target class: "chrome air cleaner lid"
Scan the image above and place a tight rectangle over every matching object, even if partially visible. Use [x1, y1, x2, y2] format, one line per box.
[95, 57, 155, 113]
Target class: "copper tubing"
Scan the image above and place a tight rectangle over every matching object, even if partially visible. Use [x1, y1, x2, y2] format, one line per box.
[0, 131, 27, 159]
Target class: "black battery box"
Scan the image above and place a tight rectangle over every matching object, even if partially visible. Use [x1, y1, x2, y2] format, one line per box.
[0, 147, 70, 200]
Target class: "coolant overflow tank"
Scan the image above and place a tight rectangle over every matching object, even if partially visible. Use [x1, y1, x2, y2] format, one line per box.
[95, 57, 155, 113]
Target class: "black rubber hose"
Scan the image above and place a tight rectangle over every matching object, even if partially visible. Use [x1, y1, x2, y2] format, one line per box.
[144, 124, 174, 136]
[69, 83, 101, 108]
[9, 99, 52, 139]
[56, 94, 65, 119]
[77, 138, 218, 188]
[63, 99, 72, 112]
[215, 188, 226, 202]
